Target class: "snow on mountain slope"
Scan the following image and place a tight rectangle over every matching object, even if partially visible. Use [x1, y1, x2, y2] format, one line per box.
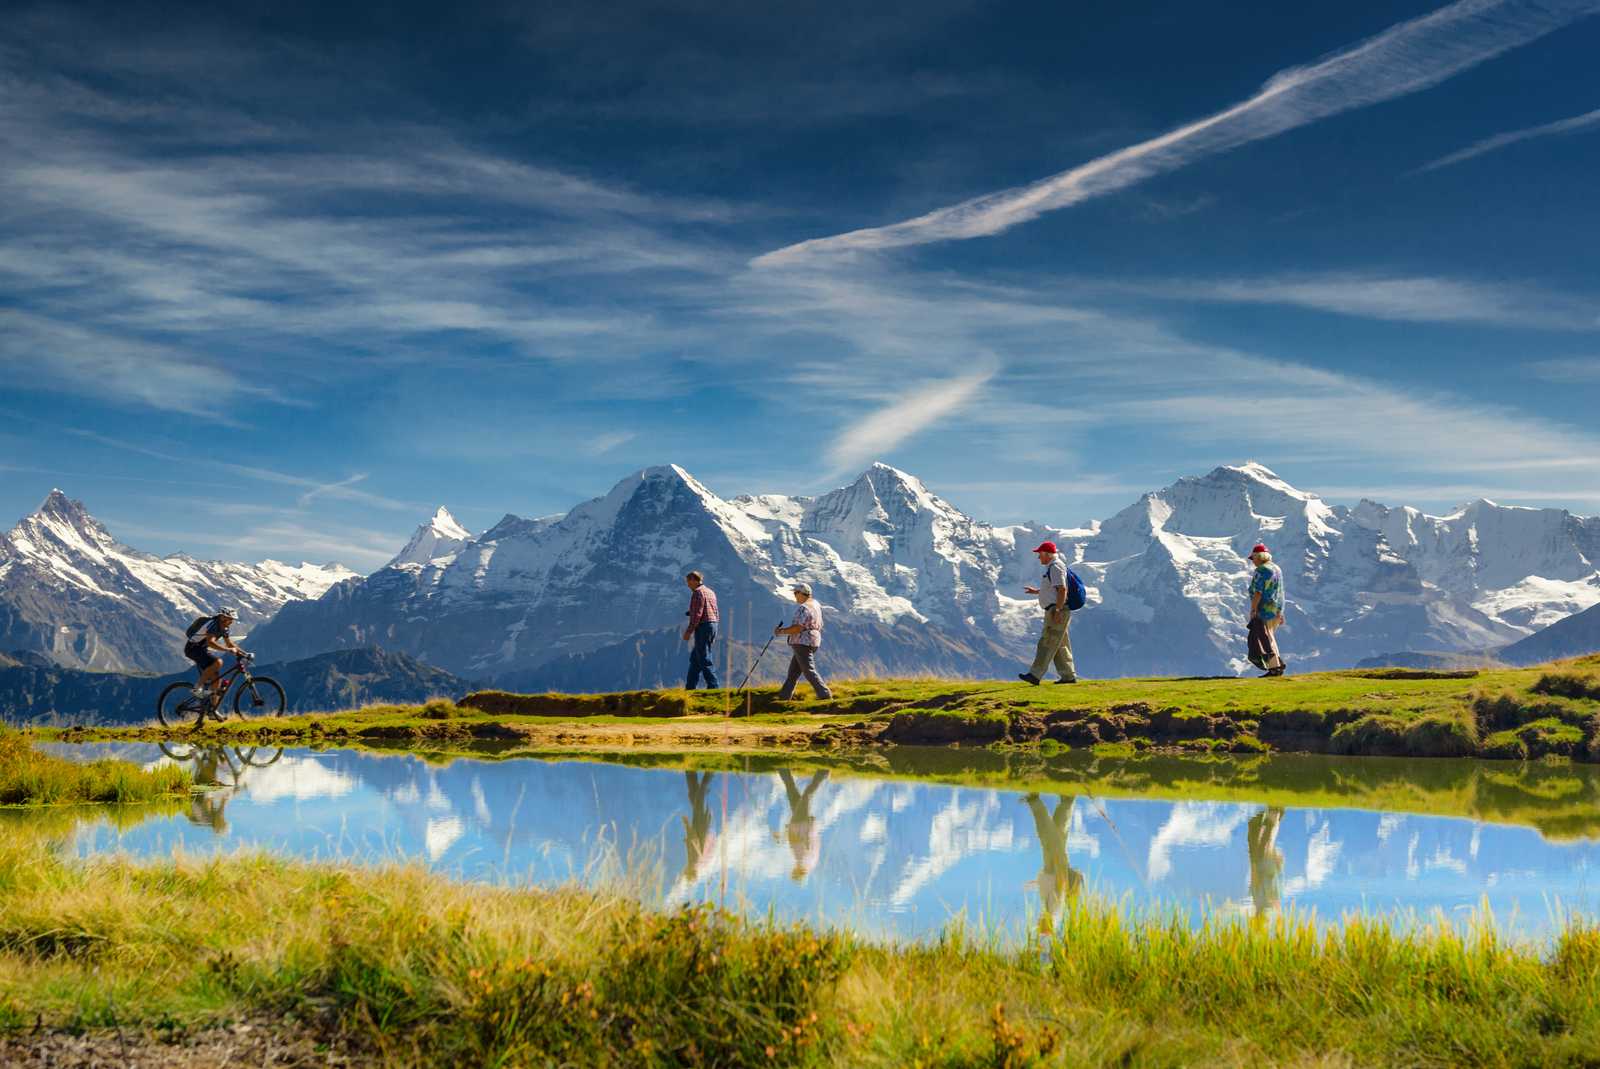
[388, 507, 475, 568]
[1012, 463, 1600, 674]
[250, 462, 1600, 681]
[252, 466, 795, 675]
[731, 464, 1008, 628]
[0, 490, 356, 672]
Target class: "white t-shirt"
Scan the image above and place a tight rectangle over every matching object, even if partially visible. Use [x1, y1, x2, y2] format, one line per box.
[186, 617, 230, 648]
[787, 600, 823, 647]
[1037, 557, 1069, 609]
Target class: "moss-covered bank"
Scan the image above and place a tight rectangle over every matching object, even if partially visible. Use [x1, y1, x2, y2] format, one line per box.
[36, 656, 1600, 763]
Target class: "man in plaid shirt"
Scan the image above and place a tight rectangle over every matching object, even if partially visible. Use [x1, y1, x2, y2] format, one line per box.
[682, 571, 720, 689]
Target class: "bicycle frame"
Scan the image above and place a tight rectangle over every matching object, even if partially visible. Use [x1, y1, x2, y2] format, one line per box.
[183, 655, 256, 715]
[203, 655, 253, 697]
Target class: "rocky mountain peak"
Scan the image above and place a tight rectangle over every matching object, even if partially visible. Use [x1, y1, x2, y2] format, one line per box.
[388, 507, 476, 569]
[0, 491, 356, 671]
[35, 488, 82, 518]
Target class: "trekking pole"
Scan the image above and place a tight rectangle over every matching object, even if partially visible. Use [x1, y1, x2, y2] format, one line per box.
[736, 621, 785, 695]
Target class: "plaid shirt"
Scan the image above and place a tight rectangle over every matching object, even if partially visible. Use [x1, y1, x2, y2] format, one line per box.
[686, 585, 719, 629]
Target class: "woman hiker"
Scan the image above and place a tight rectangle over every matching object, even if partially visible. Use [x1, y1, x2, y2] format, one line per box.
[774, 583, 832, 702]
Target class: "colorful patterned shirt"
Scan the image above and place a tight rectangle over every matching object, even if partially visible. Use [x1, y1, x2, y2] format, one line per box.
[686, 585, 719, 629]
[787, 599, 823, 647]
[1249, 563, 1285, 621]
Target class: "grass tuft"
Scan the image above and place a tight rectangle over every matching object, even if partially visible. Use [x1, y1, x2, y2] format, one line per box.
[0, 727, 191, 806]
[5, 821, 1600, 1064]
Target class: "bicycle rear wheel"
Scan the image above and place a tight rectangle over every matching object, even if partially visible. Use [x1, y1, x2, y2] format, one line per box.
[157, 681, 204, 728]
[233, 676, 286, 718]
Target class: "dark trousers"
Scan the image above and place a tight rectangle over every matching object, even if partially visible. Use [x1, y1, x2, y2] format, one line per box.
[777, 643, 831, 700]
[687, 621, 719, 689]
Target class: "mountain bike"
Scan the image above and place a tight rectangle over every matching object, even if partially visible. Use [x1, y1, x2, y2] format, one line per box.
[157, 741, 284, 783]
[156, 652, 286, 728]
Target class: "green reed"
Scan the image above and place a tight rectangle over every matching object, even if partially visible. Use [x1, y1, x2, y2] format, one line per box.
[3, 826, 1599, 1067]
[0, 727, 191, 805]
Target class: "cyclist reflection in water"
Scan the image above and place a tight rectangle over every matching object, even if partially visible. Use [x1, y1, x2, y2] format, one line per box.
[183, 747, 242, 834]
[158, 744, 281, 837]
[1023, 793, 1084, 921]
[681, 771, 718, 882]
[1247, 806, 1285, 919]
[776, 769, 828, 882]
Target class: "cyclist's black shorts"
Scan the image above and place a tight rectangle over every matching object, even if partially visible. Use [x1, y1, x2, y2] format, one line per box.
[184, 644, 220, 671]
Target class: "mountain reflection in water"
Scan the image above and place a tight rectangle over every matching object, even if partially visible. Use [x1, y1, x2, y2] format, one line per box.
[41, 744, 1600, 940]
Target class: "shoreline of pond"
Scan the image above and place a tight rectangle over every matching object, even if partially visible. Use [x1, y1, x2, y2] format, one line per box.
[4, 833, 1600, 1066]
[22, 654, 1600, 763]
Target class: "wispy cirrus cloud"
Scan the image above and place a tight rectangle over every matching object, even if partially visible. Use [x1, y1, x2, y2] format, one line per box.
[1524, 357, 1600, 382]
[725, 264, 1600, 508]
[1412, 104, 1600, 172]
[822, 361, 998, 477]
[1148, 274, 1600, 329]
[54, 426, 421, 512]
[0, 307, 244, 412]
[756, 0, 1600, 263]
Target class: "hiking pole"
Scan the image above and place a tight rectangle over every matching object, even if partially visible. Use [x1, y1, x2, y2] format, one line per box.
[736, 621, 785, 695]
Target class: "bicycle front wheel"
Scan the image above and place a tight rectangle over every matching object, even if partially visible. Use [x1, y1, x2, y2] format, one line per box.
[157, 681, 204, 728]
[233, 676, 286, 718]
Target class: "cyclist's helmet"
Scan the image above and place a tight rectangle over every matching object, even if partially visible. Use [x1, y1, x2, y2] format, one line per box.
[217, 607, 239, 620]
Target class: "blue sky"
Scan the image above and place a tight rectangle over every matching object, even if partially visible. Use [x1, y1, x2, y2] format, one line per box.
[2, 0, 1599, 570]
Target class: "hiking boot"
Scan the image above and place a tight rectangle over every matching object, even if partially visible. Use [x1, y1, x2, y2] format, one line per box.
[1055, 678, 1077, 684]
[1017, 673, 1041, 686]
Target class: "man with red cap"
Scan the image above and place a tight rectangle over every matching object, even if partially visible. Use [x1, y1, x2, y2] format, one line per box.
[1019, 541, 1076, 685]
[1247, 544, 1287, 676]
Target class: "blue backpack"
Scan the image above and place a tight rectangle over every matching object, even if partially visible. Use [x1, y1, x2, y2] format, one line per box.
[1065, 568, 1087, 611]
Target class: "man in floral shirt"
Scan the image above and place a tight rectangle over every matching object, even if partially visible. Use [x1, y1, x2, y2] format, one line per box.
[682, 571, 720, 689]
[1247, 544, 1287, 676]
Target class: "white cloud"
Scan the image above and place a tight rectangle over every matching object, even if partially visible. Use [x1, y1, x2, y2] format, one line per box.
[755, 0, 1600, 263]
[1163, 274, 1600, 329]
[1413, 104, 1600, 172]
[0, 308, 241, 412]
[728, 267, 1600, 505]
[1102, 348, 1600, 477]
[824, 362, 998, 476]
[584, 431, 637, 457]
[1524, 357, 1600, 382]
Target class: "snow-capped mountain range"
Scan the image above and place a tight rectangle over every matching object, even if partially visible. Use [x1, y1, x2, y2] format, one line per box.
[0, 490, 355, 672]
[250, 462, 1600, 680]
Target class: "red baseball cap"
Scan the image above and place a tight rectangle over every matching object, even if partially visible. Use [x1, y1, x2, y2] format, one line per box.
[1251, 544, 1269, 555]
[1031, 542, 1058, 553]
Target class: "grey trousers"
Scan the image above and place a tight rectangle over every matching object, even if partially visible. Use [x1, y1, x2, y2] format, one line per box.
[1028, 609, 1076, 681]
[777, 643, 832, 700]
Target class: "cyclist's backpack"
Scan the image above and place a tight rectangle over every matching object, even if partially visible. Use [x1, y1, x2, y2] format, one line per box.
[185, 614, 219, 639]
[1065, 569, 1087, 611]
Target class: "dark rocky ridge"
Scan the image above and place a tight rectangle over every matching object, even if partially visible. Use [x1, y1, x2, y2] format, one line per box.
[1496, 602, 1600, 665]
[483, 620, 1018, 694]
[1356, 604, 1600, 671]
[0, 646, 471, 727]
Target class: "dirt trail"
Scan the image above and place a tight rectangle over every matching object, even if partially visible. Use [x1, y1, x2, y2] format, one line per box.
[0, 1019, 371, 1068]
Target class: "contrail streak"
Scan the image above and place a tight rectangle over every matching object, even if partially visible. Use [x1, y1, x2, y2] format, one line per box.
[1412, 104, 1600, 172]
[755, 0, 1600, 265]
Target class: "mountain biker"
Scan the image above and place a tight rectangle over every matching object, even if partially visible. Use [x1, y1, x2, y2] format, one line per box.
[185, 608, 247, 700]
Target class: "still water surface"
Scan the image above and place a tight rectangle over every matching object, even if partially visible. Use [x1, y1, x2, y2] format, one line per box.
[33, 742, 1600, 940]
